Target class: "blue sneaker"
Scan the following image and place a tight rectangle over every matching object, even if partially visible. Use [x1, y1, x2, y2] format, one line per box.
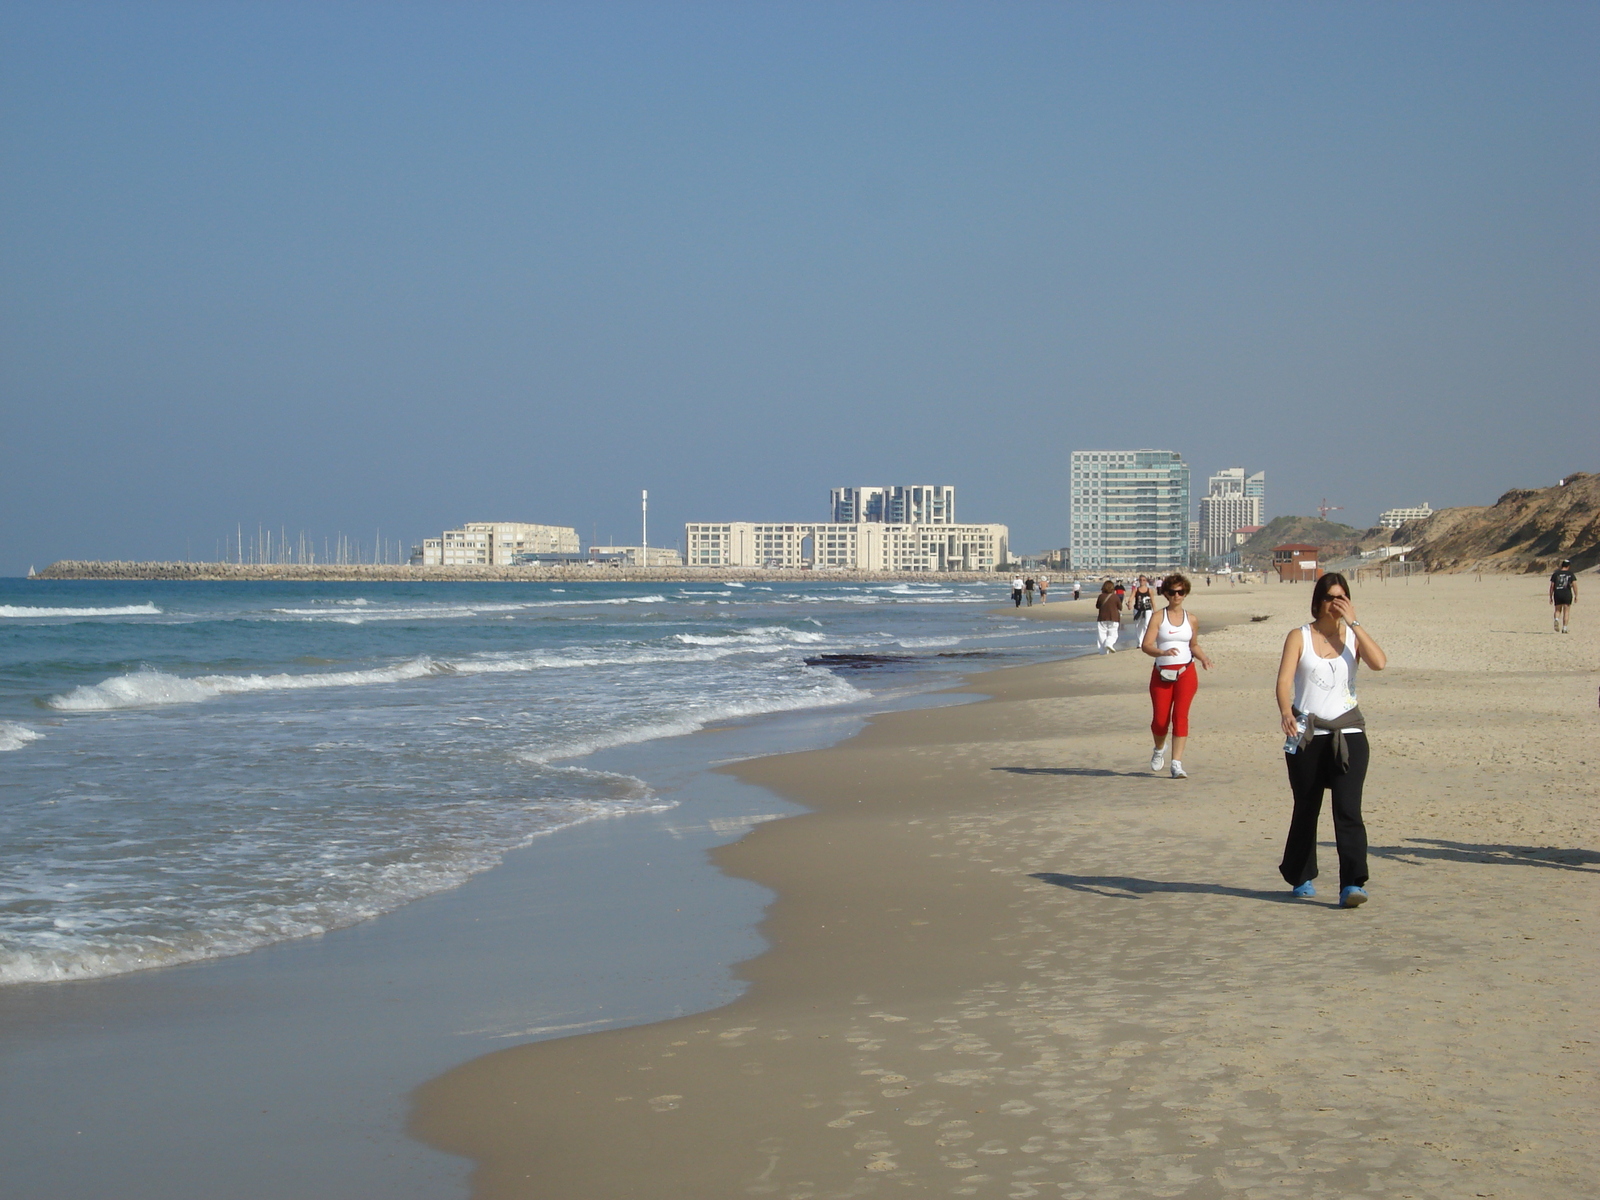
[1291, 881, 1316, 898]
[1340, 886, 1368, 908]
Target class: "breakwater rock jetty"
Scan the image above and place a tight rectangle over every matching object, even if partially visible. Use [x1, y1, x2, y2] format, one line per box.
[33, 561, 1012, 584]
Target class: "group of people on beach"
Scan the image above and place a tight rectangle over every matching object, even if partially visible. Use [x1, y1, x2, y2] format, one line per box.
[1009, 575, 1049, 606]
[1078, 570, 1387, 910]
[1088, 574, 1160, 653]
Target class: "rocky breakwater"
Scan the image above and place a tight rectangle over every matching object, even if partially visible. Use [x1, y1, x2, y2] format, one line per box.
[34, 561, 1011, 585]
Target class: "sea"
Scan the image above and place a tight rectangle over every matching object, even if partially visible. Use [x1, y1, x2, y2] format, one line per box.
[0, 576, 1088, 991]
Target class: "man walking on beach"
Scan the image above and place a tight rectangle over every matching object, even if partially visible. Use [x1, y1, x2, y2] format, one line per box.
[1550, 559, 1578, 633]
[1012, 575, 1024, 607]
[1095, 580, 1123, 653]
[1024, 577, 1035, 606]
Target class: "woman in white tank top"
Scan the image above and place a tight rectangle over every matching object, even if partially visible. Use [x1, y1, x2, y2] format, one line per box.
[1140, 573, 1212, 779]
[1273, 572, 1387, 908]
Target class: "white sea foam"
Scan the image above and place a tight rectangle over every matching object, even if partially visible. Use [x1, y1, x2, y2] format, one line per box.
[264, 595, 670, 622]
[47, 658, 445, 711]
[45, 631, 840, 713]
[0, 721, 43, 752]
[897, 635, 962, 648]
[671, 626, 829, 647]
[0, 785, 673, 985]
[518, 670, 863, 764]
[0, 603, 161, 618]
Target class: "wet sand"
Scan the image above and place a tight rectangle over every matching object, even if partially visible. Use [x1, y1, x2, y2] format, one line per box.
[412, 574, 1598, 1199]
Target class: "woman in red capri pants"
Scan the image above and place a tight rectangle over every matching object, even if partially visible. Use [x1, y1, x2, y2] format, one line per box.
[1140, 573, 1213, 779]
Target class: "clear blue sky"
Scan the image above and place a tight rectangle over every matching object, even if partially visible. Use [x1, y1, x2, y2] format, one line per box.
[3, 1, 1595, 572]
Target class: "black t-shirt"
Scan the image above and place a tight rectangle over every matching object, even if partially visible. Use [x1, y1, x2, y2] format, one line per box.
[1551, 569, 1577, 595]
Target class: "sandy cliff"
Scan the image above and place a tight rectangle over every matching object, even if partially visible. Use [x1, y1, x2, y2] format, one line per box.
[1406, 472, 1599, 573]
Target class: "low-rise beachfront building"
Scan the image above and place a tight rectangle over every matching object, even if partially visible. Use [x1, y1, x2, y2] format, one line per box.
[421, 522, 581, 566]
[1378, 503, 1433, 529]
[587, 546, 684, 567]
[1070, 449, 1191, 574]
[684, 522, 1007, 571]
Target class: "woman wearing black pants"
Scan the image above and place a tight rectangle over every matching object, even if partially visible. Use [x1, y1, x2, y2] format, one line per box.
[1274, 573, 1387, 907]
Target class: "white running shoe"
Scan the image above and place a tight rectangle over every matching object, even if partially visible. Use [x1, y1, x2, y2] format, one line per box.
[1170, 761, 1187, 779]
[1150, 746, 1165, 772]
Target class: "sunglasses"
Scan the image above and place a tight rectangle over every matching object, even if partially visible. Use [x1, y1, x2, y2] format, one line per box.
[1164, 589, 1188, 597]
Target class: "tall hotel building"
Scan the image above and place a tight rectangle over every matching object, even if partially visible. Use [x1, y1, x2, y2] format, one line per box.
[1069, 450, 1191, 573]
[1198, 468, 1266, 560]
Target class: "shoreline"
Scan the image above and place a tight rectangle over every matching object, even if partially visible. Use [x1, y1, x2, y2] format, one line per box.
[410, 575, 1598, 1197]
[1, 610, 1087, 1199]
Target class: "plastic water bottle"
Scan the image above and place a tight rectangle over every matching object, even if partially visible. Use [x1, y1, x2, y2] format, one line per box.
[1283, 713, 1307, 754]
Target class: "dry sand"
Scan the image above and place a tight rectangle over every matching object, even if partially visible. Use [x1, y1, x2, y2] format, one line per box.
[411, 574, 1597, 1199]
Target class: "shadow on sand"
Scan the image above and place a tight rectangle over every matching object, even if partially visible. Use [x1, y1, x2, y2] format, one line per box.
[995, 766, 1152, 780]
[1371, 838, 1598, 873]
[1029, 872, 1308, 905]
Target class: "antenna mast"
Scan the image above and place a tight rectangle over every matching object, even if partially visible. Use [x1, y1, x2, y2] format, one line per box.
[641, 489, 648, 568]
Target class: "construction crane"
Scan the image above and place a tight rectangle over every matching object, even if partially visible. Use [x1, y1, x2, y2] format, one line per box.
[1317, 499, 1344, 522]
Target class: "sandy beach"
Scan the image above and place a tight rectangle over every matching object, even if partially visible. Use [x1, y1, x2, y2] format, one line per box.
[412, 573, 1597, 1198]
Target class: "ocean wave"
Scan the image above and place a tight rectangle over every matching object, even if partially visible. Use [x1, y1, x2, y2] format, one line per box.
[897, 635, 963, 648]
[671, 626, 829, 647]
[45, 633, 836, 712]
[0, 784, 673, 986]
[47, 658, 445, 711]
[263, 595, 670, 622]
[517, 671, 863, 764]
[0, 721, 43, 752]
[0, 603, 161, 618]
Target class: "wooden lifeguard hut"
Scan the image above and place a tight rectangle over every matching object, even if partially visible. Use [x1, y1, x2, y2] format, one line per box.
[1273, 543, 1322, 582]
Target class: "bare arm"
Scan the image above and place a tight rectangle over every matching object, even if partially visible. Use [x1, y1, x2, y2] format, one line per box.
[1276, 631, 1300, 736]
[1189, 617, 1213, 670]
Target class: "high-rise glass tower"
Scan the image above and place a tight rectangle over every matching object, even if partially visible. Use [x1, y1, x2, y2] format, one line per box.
[1069, 450, 1190, 573]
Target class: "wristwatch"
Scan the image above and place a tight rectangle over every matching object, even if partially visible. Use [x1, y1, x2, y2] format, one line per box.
[1348, 620, 1362, 628]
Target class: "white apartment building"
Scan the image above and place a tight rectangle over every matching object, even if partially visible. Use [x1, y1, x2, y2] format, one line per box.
[1070, 450, 1191, 573]
[685, 522, 1007, 572]
[1378, 503, 1433, 529]
[830, 485, 955, 525]
[1198, 468, 1266, 560]
[421, 522, 581, 566]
